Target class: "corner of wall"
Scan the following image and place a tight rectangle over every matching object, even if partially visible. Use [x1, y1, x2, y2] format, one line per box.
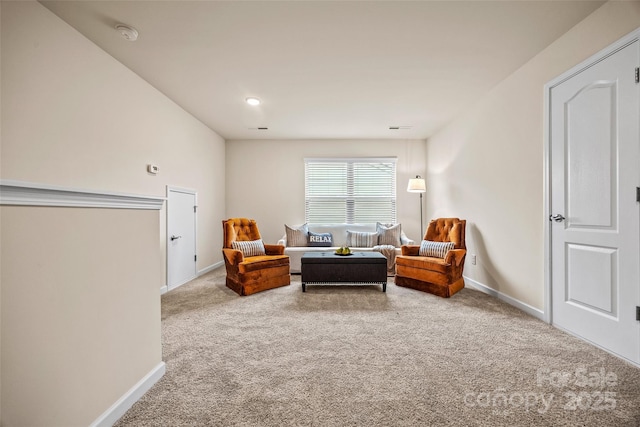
[425, 2, 640, 312]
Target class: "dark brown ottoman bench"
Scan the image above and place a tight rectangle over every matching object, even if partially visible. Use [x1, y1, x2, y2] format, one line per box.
[301, 252, 387, 292]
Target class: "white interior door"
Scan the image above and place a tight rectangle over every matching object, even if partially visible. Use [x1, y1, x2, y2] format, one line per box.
[167, 187, 197, 290]
[549, 40, 640, 364]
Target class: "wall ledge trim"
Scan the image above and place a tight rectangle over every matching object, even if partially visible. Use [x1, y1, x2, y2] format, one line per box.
[464, 276, 545, 321]
[0, 180, 165, 210]
[89, 362, 166, 427]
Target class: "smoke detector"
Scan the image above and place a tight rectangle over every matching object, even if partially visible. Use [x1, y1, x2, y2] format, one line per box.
[115, 24, 139, 42]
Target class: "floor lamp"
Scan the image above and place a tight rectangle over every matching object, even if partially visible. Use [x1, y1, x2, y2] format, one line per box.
[407, 175, 426, 238]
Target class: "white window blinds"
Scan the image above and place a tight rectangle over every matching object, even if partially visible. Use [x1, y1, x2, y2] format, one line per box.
[304, 157, 397, 224]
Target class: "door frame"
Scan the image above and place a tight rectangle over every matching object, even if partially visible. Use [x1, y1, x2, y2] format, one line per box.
[543, 27, 640, 324]
[166, 185, 198, 291]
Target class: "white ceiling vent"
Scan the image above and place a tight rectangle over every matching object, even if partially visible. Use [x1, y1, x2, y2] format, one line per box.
[389, 126, 413, 130]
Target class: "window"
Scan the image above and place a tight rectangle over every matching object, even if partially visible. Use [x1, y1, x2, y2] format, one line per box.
[304, 157, 397, 224]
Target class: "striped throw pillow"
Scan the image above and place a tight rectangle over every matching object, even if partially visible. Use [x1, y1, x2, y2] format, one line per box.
[347, 231, 378, 248]
[377, 222, 402, 246]
[285, 223, 308, 247]
[419, 240, 454, 258]
[231, 239, 266, 257]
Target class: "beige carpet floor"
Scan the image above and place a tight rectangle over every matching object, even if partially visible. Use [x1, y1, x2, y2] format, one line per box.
[115, 268, 640, 426]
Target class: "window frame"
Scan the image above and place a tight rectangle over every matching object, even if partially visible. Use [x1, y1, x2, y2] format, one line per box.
[304, 157, 397, 224]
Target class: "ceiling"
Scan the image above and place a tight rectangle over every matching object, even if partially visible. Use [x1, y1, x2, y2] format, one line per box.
[40, 1, 604, 140]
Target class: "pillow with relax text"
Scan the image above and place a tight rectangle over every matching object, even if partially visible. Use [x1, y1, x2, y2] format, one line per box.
[308, 231, 333, 247]
[419, 240, 454, 258]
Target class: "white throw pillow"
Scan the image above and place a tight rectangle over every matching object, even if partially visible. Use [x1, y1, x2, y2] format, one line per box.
[232, 239, 266, 257]
[419, 240, 454, 258]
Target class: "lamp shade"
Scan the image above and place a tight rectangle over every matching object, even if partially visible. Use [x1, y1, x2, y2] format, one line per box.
[407, 176, 426, 193]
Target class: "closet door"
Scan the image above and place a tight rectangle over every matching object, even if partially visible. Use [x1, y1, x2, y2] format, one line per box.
[549, 39, 640, 364]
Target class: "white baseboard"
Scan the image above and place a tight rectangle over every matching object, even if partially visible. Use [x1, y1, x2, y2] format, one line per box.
[90, 361, 166, 427]
[166, 275, 196, 293]
[198, 261, 223, 276]
[552, 323, 640, 369]
[160, 262, 223, 295]
[463, 276, 545, 321]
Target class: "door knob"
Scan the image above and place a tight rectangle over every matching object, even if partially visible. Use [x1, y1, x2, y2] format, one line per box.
[549, 214, 565, 222]
[170, 235, 182, 241]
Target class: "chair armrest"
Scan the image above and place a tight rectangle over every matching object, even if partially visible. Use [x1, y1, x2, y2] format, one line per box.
[277, 235, 287, 246]
[401, 245, 421, 256]
[222, 248, 244, 265]
[264, 244, 285, 255]
[444, 249, 466, 267]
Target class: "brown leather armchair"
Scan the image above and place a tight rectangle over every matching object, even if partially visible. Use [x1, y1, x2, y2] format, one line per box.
[222, 218, 290, 296]
[395, 218, 466, 298]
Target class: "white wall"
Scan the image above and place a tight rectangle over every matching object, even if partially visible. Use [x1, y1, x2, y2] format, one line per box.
[225, 139, 427, 244]
[426, 1, 640, 310]
[1, 206, 162, 427]
[1, 1, 226, 281]
[0, 1, 225, 425]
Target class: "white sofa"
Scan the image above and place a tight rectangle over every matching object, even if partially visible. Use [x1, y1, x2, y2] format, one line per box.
[277, 223, 414, 273]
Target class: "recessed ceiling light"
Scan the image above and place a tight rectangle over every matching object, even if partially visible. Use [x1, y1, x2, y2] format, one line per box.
[245, 97, 261, 106]
[115, 24, 139, 42]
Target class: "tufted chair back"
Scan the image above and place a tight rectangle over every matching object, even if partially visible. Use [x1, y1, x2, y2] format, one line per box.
[222, 218, 262, 249]
[424, 218, 466, 250]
